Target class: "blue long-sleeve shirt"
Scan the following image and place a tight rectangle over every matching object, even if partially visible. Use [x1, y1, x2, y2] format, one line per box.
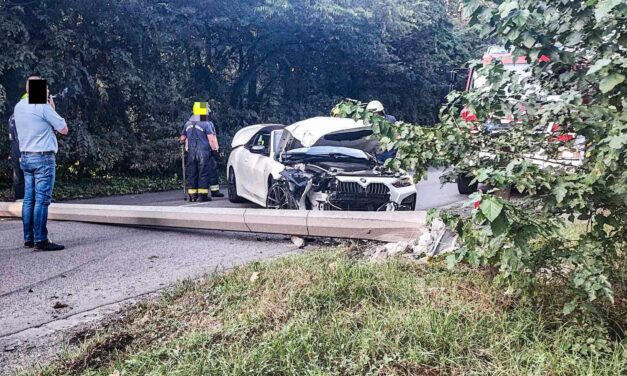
[13, 95, 67, 153]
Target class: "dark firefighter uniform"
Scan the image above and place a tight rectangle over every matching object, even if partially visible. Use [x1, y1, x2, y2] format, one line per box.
[181, 115, 214, 202]
[8, 114, 25, 200]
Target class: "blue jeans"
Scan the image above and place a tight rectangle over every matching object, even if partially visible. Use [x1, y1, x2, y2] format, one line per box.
[20, 153, 56, 243]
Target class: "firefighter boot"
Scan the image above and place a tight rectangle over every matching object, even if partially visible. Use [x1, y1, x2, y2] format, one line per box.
[211, 189, 224, 198]
[198, 194, 212, 202]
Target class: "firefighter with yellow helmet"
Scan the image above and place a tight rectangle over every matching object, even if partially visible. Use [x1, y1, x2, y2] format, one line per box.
[179, 102, 219, 202]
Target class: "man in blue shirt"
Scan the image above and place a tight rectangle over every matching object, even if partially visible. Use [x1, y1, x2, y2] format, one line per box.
[14, 76, 69, 251]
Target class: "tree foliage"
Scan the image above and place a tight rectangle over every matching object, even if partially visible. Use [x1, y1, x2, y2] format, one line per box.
[335, 0, 626, 347]
[0, 0, 472, 181]
[448, 0, 626, 314]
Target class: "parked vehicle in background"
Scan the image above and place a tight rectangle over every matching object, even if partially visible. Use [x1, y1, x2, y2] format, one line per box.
[449, 45, 585, 194]
[227, 117, 417, 211]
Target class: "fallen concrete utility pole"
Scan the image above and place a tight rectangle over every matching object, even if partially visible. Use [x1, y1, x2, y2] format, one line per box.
[0, 203, 427, 242]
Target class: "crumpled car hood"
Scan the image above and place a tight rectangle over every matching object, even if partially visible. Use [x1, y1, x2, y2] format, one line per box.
[281, 116, 378, 153]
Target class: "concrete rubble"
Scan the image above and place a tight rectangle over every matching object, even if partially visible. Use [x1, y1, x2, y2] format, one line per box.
[384, 241, 410, 256]
[369, 218, 459, 263]
[411, 218, 458, 257]
[290, 236, 306, 248]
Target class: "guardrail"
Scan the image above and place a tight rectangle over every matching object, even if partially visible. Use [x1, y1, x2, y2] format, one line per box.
[0, 203, 427, 242]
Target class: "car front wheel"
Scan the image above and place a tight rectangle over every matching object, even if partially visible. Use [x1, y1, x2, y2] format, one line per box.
[266, 181, 298, 209]
[228, 168, 246, 203]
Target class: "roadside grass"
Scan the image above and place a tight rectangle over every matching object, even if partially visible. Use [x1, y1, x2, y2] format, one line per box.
[35, 249, 626, 376]
[0, 175, 181, 201]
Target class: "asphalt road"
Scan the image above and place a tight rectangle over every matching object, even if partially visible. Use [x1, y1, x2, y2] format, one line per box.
[0, 167, 466, 373]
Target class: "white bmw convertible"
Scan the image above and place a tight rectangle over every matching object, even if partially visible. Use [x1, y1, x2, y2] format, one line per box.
[226, 117, 417, 211]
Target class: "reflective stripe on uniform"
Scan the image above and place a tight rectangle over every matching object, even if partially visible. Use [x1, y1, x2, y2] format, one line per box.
[197, 188, 209, 194]
[187, 188, 198, 194]
[185, 124, 205, 132]
[210, 185, 220, 192]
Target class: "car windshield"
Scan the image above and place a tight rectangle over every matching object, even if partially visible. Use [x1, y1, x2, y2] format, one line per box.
[283, 146, 375, 164]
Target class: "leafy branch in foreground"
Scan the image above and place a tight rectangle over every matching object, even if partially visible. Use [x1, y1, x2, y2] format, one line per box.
[451, 0, 626, 309]
[332, 0, 626, 348]
[331, 99, 445, 181]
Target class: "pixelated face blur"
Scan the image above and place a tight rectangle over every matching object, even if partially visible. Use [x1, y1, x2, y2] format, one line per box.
[27, 79, 48, 104]
[193, 101, 209, 121]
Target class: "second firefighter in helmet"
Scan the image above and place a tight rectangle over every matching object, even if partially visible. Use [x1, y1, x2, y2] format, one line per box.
[366, 100, 398, 164]
[179, 102, 219, 202]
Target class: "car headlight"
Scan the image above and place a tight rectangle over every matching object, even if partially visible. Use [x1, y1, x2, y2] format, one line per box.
[392, 176, 413, 188]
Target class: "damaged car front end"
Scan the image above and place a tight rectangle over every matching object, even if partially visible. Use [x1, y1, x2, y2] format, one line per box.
[268, 118, 418, 211]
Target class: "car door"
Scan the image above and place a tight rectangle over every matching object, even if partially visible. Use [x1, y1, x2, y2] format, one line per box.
[239, 132, 273, 204]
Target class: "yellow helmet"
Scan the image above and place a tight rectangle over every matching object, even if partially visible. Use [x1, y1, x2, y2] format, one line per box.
[192, 102, 210, 116]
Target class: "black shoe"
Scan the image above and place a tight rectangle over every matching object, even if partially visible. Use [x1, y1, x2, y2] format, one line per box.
[24, 241, 34, 248]
[191, 194, 199, 202]
[198, 194, 212, 202]
[34, 240, 65, 252]
[211, 190, 225, 198]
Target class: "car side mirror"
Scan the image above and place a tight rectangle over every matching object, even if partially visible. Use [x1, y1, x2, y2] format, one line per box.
[250, 145, 267, 154]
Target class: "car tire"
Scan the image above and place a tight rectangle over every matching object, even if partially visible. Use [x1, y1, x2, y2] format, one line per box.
[457, 173, 478, 195]
[228, 168, 246, 203]
[266, 181, 298, 209]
